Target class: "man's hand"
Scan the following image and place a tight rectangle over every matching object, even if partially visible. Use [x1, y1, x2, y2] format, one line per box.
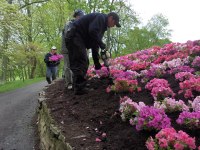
[100, 49, 110, 67]
[94, 62, 102, 70]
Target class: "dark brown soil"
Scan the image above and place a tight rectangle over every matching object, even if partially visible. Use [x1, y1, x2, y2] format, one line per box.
[44, 77, 200, 150]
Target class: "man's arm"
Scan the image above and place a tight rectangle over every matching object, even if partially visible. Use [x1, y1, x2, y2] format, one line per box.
[88, 15, 106, 50]
[92, 48, 101, 70]
[44, 53, 50, 63]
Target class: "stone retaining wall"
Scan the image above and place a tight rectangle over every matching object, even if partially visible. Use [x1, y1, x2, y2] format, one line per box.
[37, 88, 72, 150]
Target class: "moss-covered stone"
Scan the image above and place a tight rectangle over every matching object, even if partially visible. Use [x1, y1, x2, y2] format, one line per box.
[37, 91, 72, 150]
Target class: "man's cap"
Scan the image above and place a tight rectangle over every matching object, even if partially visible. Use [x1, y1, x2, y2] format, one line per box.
[51, 46, 57, 50]
[108, 12, 121, 27]
[73, 9, 84, 18]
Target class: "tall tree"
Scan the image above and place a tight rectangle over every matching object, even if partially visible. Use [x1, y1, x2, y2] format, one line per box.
[121, 13, 172, 56]
[0, 0, 173, 83]
[0, 0, 23, 82]
[146, 13, 172, 42]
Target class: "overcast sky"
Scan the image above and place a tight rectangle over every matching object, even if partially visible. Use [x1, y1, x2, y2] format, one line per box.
[130, 0, 200, 43]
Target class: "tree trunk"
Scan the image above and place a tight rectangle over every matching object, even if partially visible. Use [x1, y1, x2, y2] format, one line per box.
[0, 0, 13, 82]
[1, 25, 10, 82]
[30, 57, 37, 79]
[21, 66, 25, 82]
[1, 56, 8, 82]
[24, 66, 28, 79]
[28, 65, 31, 79]
[25, 0, 37, 79]
[11, 69, 15, 81]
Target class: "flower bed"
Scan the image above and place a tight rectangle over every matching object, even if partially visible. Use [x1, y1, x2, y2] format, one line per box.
[41, 40, 200, 150]
[87, 40, 200, 149]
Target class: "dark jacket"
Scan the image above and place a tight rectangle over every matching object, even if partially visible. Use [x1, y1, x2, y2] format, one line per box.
[61, 19, 75, 54]
[44, 53, 60, 67]
[73, 13, 108, 50]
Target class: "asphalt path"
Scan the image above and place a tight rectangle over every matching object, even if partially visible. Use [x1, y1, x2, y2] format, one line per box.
[0, 81, 47, 150]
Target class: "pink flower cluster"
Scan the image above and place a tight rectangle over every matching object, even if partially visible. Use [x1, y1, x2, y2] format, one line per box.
[134, 106, 171, 131]
[119, 96, 146, 121]
[106, 78, 141, 93]
[189, 45, 200, 54]
[49, 54, 63, 61]
[168, 65, 194, 75]
[175, 72, 195, 82]
[95, 67, 110, 78]
[187, 40, 200, 49]
[140, 64, 167, 80]
[111, 70, 139, 80]
[87, 67, 96, 78]
[176, 111, 200, 129]
[154, 97, 189, 113]
[179, 77, 200, 98]
[163, 58, 184, 69]
[146, 128, 196, 150]
[129, 62, 149, 71]
[153, 55, 167, 64]
[192, 56, 200, 67]
[189, 96, 200, 112]
[145, 78, 175, 100]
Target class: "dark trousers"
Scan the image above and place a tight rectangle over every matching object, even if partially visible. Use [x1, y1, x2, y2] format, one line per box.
[67, 33, 89, 90]
[46, 66, 57, 84]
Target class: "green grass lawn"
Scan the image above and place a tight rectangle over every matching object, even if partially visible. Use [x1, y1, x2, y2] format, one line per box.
[0, 77, 45, 93]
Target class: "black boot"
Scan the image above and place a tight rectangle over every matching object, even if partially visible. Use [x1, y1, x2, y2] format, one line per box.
[46, 77, 51, 84]
[74, 81, 89, 95]
[73, 75, 88, 95]
[74, 87, 88, 95]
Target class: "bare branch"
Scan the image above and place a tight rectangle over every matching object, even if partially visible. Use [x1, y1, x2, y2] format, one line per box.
[19, 0, 49, 9]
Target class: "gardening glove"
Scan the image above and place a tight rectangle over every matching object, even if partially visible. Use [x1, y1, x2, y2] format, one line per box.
[100, 49, 110, 67]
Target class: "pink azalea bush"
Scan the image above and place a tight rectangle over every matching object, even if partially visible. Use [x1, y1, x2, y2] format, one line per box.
[179, 77, 200, 98]
[176, 111, 200, 129]
[192, 56, 200, 67]
[175, 72, 195, 82]
[163, 58, 185, 70]
[95, 67, 110, 78]
[49, 54, 63, 61]
[109, 63, 126, 71]
[119, 96, 146, 121]
[87, 66, 110, 78]
[188, 96, 200, 112]
[145, 78, 170, 91]
[165, 52, 189, 62]
[168, 66, 194, 75]
[145, 78, 175, 100]
[189, 45, 200, 55]
[106, 78, 141, 93]
[140, 64, 167, 81]
[129, 62, 149, 71]
[87, 67, 96, 78]
[154, 97, 189, 113]
[133, 106, 171, 131]
[111, 70, 139, 80]
[146, 128, 196, 150]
